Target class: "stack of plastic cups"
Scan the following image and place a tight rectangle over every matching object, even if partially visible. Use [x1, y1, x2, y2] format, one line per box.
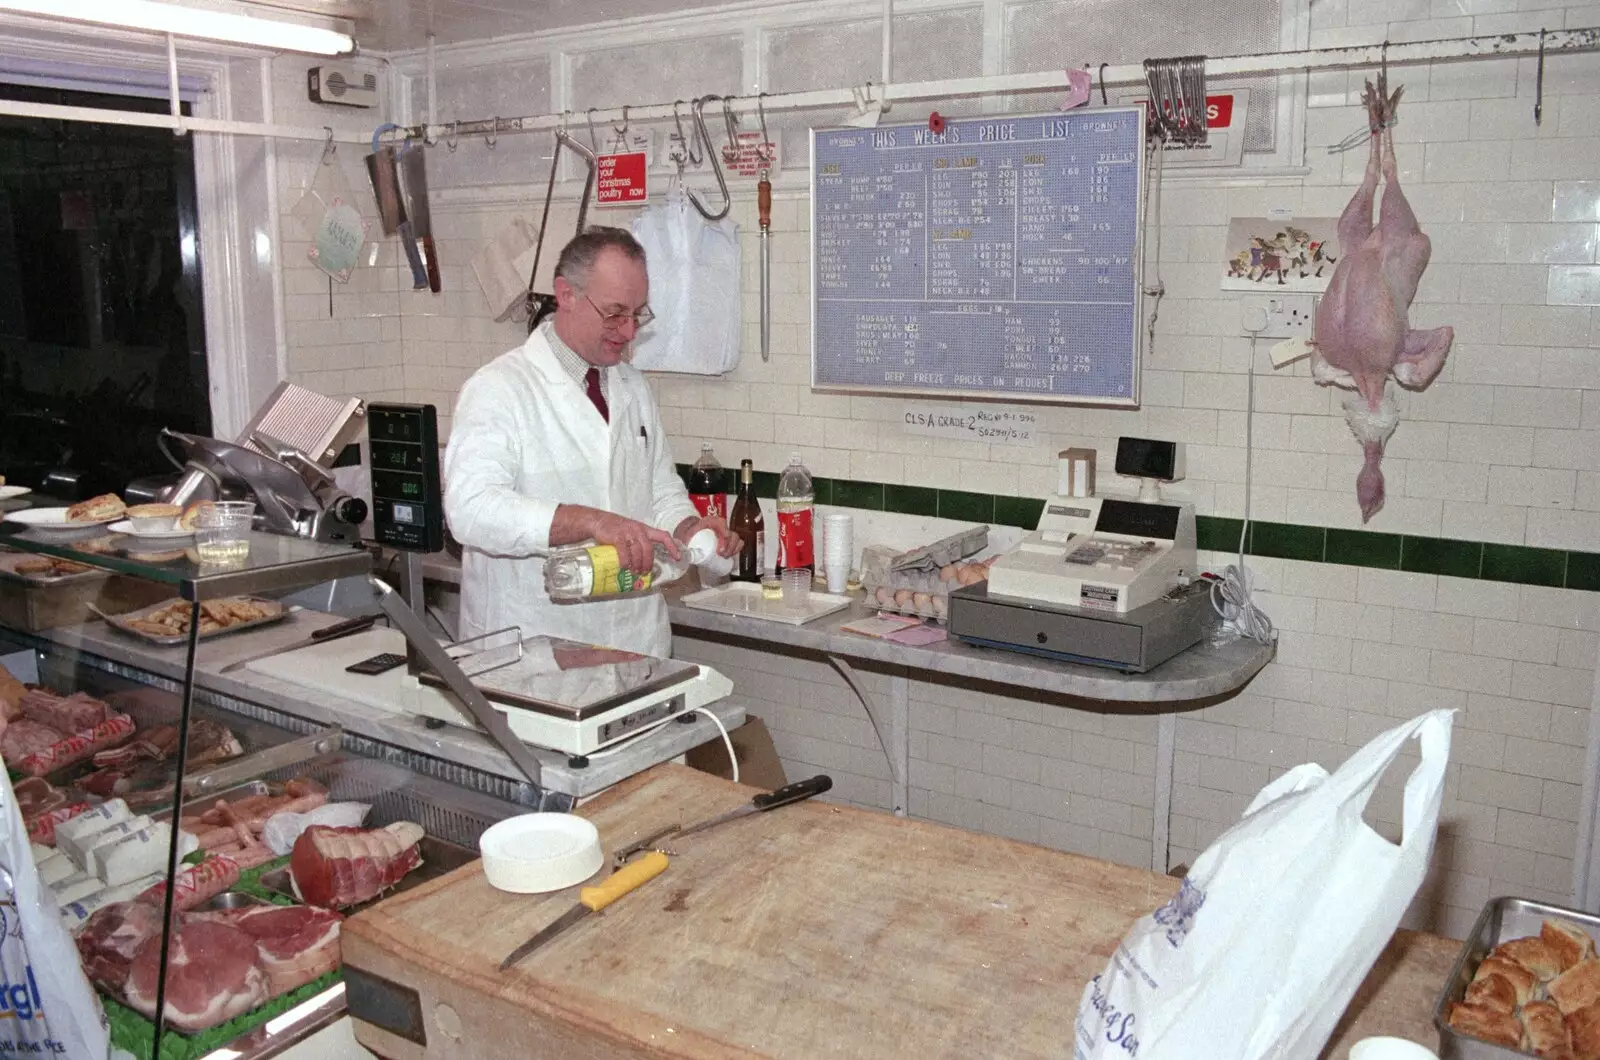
[822, 512, 853, 593]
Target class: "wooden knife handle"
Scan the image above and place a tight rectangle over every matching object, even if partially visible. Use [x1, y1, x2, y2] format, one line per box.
[752, 774, 831, 811]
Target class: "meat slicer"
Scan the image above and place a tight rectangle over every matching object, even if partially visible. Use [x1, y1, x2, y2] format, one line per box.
[152, 383, 370, 543]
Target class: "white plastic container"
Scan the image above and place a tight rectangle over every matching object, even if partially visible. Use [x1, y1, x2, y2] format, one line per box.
[1348, 1038, 1439, 1060]
[479, 813, 604, 894]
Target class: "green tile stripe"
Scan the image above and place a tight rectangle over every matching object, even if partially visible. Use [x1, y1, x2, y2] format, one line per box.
[674, 465, 1600, 592]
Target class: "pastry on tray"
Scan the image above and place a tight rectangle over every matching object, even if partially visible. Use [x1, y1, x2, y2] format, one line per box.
[1449, 917, 1600, 1057]
[66, 494, 126, 523]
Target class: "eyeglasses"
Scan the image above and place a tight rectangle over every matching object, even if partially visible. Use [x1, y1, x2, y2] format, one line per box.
[582, 292, 654, 331]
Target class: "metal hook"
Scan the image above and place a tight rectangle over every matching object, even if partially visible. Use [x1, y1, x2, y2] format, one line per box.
[721, 96, 741, 165]
[1535, 28, 1546, 126]
[687, 95, 732, 221]
[485, 116, 498, 149]
[756, 92, 774, 164]
[320, 126, 336, 164]
[446, 121, 459, 153]
[614, 105, 630, 140]
[587, 107, 600, 153]
[1098, 62, 1108, 106]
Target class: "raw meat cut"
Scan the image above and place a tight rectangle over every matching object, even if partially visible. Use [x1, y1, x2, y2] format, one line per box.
[196, 905, 343, 994]
[1310, 78, 1452, 521]
[76, 901, 164, 994]
[0, 718, 63, 763]
[16, 713, 135, 776]
[289, 822, 425, 909]
[137, 855, 243, 912]
[20, 689, 109, 733]
[92, 724, 179, 768]
[27, 802, 90, 845]
[14, 777, 65, 819]
[124, 919, 268, 1032]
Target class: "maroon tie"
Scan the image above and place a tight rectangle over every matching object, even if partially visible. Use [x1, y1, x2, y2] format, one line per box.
[584, 366, 609, 424]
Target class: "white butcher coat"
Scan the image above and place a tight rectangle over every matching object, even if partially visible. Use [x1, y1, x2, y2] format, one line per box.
[443, 326, 697, 658]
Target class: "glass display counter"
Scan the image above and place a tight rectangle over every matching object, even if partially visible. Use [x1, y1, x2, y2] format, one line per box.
[0, 512, 531, 1059]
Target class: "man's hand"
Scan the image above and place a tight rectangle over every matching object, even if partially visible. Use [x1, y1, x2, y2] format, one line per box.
[553, 505, 680, 575]
[674, 515, 740, 558]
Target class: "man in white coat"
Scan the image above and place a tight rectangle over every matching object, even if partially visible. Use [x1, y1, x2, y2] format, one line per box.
[444, 228, 736, 658]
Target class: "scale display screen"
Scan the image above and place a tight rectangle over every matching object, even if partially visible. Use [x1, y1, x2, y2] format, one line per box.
[368, 404, 443, 552]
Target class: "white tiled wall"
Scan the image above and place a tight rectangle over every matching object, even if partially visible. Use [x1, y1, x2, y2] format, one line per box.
[263, 1, 1600, 936]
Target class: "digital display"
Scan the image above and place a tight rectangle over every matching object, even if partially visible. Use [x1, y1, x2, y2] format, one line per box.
[370, 410, 422, 443]
[392, 503, 416, 525]
[373, 469, 423, 500]
[1096, 499, 1179, 540]
[372, 443, 421, 471]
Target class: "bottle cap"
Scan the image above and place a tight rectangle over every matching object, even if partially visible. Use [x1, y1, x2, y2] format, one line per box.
[789, 451, 802, 464]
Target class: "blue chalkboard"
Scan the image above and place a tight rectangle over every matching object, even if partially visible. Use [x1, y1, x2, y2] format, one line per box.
[810, 108, 1145, 405]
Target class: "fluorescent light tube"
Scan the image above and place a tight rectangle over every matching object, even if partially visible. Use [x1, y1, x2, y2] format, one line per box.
[0, 0, 354, 55]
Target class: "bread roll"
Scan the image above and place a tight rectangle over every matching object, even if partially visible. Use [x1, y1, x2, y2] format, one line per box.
[1519, 999, 1569, 1056]
[1495, 936, 1567, 983]
[126, 503, 180, 520]
[1545, 919, 1597, 971]
[1447, 1001, 1521, 1048]
[1568, 1000, 1600, 1058]
[178, 502, 210, 531]
[1475, 955, 1537, 1005]
[1551, 959, 1600, 1015]
[1464, 972, 1518, 1015]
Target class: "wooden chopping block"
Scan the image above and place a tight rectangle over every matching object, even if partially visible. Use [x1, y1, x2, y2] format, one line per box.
[343, 763, 1461, 1060]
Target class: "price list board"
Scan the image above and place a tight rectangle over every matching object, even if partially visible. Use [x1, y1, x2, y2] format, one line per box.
[810, 108, 1145, 405]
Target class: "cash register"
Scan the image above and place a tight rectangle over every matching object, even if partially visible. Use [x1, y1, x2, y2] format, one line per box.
[947, 439, 1217, 672]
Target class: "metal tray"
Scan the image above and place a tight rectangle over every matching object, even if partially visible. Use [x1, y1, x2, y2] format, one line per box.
[1433, 895, 1600, 1058]
[99, 596, 289, 646]
[256, 834, 475, 914]
[0, 552, 105, 585]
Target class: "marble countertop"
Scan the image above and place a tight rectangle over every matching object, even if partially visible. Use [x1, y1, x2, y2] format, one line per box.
[420, 553, 1273, 705]
[17, 611, 745, 798]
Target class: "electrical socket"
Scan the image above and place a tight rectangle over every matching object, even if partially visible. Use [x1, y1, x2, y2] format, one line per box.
[1239, 294, 1316, 339]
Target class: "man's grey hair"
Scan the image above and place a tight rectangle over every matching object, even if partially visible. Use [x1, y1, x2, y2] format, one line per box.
[554, 226, 646, 287]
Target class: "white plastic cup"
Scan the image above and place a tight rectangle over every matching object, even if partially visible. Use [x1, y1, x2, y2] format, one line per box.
[1347, 1038, 1439, 1060]
[194, 501, 255, 563]
[821, 512, 853, 593]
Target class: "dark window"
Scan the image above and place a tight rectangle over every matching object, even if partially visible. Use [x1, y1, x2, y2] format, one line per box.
[0, 83, 209, 499]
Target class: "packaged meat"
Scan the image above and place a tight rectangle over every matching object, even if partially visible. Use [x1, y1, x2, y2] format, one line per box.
[16, 713, 136, 777]
[15, 778, 66, 821]
[36, 851, 74, 887]
[79, 817, 156, 877]
[99, 824, 197, 887]
[137, 854, 241, 913]
[289, 822, 425, 909]
[195, 904, 343, 995]
[19, 690, 108, 734]
[54, 800, 129, 854]
[64, 815, 152, 872]
[0, 719, 64, 764]
[50, 872, 106, 907]
[59, 873, 165, 934]
[124, 919, 270, 1033]
[26, 803, 90, 846]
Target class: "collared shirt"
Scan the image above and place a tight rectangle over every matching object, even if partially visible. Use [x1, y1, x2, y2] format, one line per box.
[542, 319, 608, 402]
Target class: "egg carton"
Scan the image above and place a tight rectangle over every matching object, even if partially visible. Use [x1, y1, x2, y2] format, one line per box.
[860, 526, 990, 588]
[861, 558, 994, 625]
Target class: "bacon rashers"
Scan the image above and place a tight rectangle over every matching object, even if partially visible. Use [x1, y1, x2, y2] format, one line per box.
[16, 714, 135, 777]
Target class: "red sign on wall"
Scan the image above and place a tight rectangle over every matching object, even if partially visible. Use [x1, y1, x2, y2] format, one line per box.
[596, 152, 648, 207]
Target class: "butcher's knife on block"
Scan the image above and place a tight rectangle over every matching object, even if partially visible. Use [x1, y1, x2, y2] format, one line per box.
[499, 851, 669, 971]
[219, 614, 378, 674]
[613, 774, 832, 867]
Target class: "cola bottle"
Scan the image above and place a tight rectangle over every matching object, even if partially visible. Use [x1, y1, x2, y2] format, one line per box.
[688, 444, 727, 520]
[775, 452, 814, 576]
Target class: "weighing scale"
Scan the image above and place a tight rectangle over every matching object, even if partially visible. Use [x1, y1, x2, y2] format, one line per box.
[415, 630, 734, 755]
[950, 494, 1216, 672]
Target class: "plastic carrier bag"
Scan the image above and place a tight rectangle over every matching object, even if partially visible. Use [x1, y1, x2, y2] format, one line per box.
[0, 764, 110, 1057]
[1074, 709, 1454, 1060]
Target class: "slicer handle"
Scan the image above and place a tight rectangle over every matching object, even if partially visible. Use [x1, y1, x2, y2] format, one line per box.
[753, 774, 832, 811]
[580, 851, 668, 912]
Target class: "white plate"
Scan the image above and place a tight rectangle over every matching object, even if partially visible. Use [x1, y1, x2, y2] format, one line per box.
[3, 507, 121, 533]
[108, 520, 193, 541]
[0, 486, 30, 500]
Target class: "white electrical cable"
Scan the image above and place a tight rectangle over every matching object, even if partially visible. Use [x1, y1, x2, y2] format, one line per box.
[577, 706, 739, 784]
[1210, 331, 1277, 646]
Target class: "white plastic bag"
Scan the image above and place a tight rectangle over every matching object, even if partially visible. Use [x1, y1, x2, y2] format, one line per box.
[0, 765, 110, 1057]
[263, 801, 371, 856]
[1074, 709, 1454, 1060]
[629, 191, 741, 375]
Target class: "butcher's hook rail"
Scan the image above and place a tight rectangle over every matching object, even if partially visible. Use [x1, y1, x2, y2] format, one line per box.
[687, 95, 732, 221]
[389, 27, 1599, 145]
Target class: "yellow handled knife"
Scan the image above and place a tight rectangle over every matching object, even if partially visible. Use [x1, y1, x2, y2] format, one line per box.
[498, 851, 669, 971]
